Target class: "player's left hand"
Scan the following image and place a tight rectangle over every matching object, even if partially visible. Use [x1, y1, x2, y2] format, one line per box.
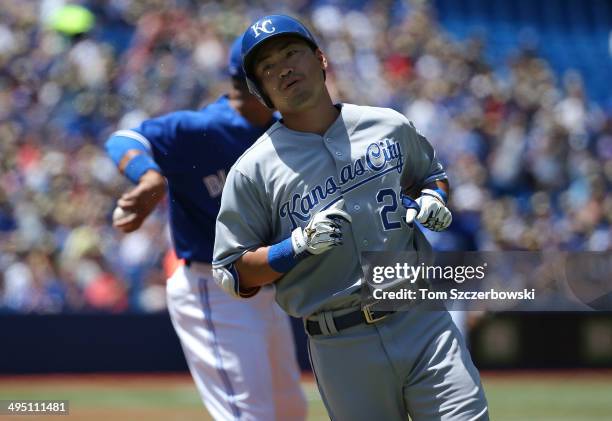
[401, 189, 452, 232]
[114, 170, 167, 233]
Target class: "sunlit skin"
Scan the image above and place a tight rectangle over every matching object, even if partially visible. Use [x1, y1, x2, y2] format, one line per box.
[251, 36, 339, 135]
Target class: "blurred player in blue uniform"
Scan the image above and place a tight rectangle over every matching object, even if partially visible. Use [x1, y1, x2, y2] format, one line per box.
[105, 36, 306, 421]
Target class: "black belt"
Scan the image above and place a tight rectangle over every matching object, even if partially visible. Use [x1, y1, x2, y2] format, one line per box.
[305, 307, 395, 336]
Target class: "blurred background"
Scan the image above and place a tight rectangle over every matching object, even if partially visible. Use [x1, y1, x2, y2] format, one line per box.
[0, 0, 611, 419]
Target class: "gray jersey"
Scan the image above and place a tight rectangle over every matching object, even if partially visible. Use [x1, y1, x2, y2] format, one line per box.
[213, 103, 447, 317]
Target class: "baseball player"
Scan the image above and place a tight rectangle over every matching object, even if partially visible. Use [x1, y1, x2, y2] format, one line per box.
[105, 36, 307, 421]
[213, 15, 489, 420]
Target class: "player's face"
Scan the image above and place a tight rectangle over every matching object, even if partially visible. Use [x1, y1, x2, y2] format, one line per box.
[253, 36, 326, 112]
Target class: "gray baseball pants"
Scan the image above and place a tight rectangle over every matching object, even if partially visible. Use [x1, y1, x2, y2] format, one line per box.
[307, 309, 489, 420]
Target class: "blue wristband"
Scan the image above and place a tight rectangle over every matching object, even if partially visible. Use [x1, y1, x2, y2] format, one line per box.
[124, 153, 161, 184]
[268, 237, 305, 273]
[401, 194, 420, 211]
[421, 187, 448, 205]
[430, 187, 448, 204]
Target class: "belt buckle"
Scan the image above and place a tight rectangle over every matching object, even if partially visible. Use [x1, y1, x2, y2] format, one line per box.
[363, 303, 388, 324]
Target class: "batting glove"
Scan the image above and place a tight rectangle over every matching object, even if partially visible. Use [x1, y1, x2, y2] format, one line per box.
[291, 200, 352, 256]
[401, 189, 452, 232]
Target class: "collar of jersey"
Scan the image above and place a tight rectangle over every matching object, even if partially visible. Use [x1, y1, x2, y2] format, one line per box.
[272, 103, 360, 140]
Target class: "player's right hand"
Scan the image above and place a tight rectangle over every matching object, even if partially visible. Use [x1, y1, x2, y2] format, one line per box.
[114, 170, 167, 233]
[291, 199, 352, 256]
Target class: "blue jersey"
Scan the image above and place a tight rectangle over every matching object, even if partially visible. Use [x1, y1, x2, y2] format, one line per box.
[115, 95, 275, 263]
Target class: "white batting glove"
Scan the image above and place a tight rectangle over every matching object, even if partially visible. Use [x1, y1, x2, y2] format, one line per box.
[402, 189, 452, 232]
[291, 200, 352, 256]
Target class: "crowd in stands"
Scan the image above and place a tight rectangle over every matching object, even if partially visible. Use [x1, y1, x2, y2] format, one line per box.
[1, 0, 610, 313]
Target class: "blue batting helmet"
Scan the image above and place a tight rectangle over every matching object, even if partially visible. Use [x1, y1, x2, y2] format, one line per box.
[241, 14, 319, 108]
[228, 34, 245, 79]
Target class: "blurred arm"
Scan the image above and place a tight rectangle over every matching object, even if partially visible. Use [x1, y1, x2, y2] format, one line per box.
[105, 133, 167, 233]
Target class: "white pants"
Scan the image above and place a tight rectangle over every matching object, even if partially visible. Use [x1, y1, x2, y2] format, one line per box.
[167, 264, 307, 421]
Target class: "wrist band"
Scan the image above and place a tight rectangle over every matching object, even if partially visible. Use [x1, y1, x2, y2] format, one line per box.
[124, 153, 161, 184]
[400, 194, 420, 211]
[268, 237, 307, 273]
[433, 188, 448, 204]
[421, 188, 447, 205]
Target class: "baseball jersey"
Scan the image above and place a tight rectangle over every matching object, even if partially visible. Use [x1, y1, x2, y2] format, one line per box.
[116, 95, 276, 263]
[213, 103, 446, 317]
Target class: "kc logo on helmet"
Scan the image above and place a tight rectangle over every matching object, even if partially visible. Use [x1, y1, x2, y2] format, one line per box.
[251, 19, 275, 37]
